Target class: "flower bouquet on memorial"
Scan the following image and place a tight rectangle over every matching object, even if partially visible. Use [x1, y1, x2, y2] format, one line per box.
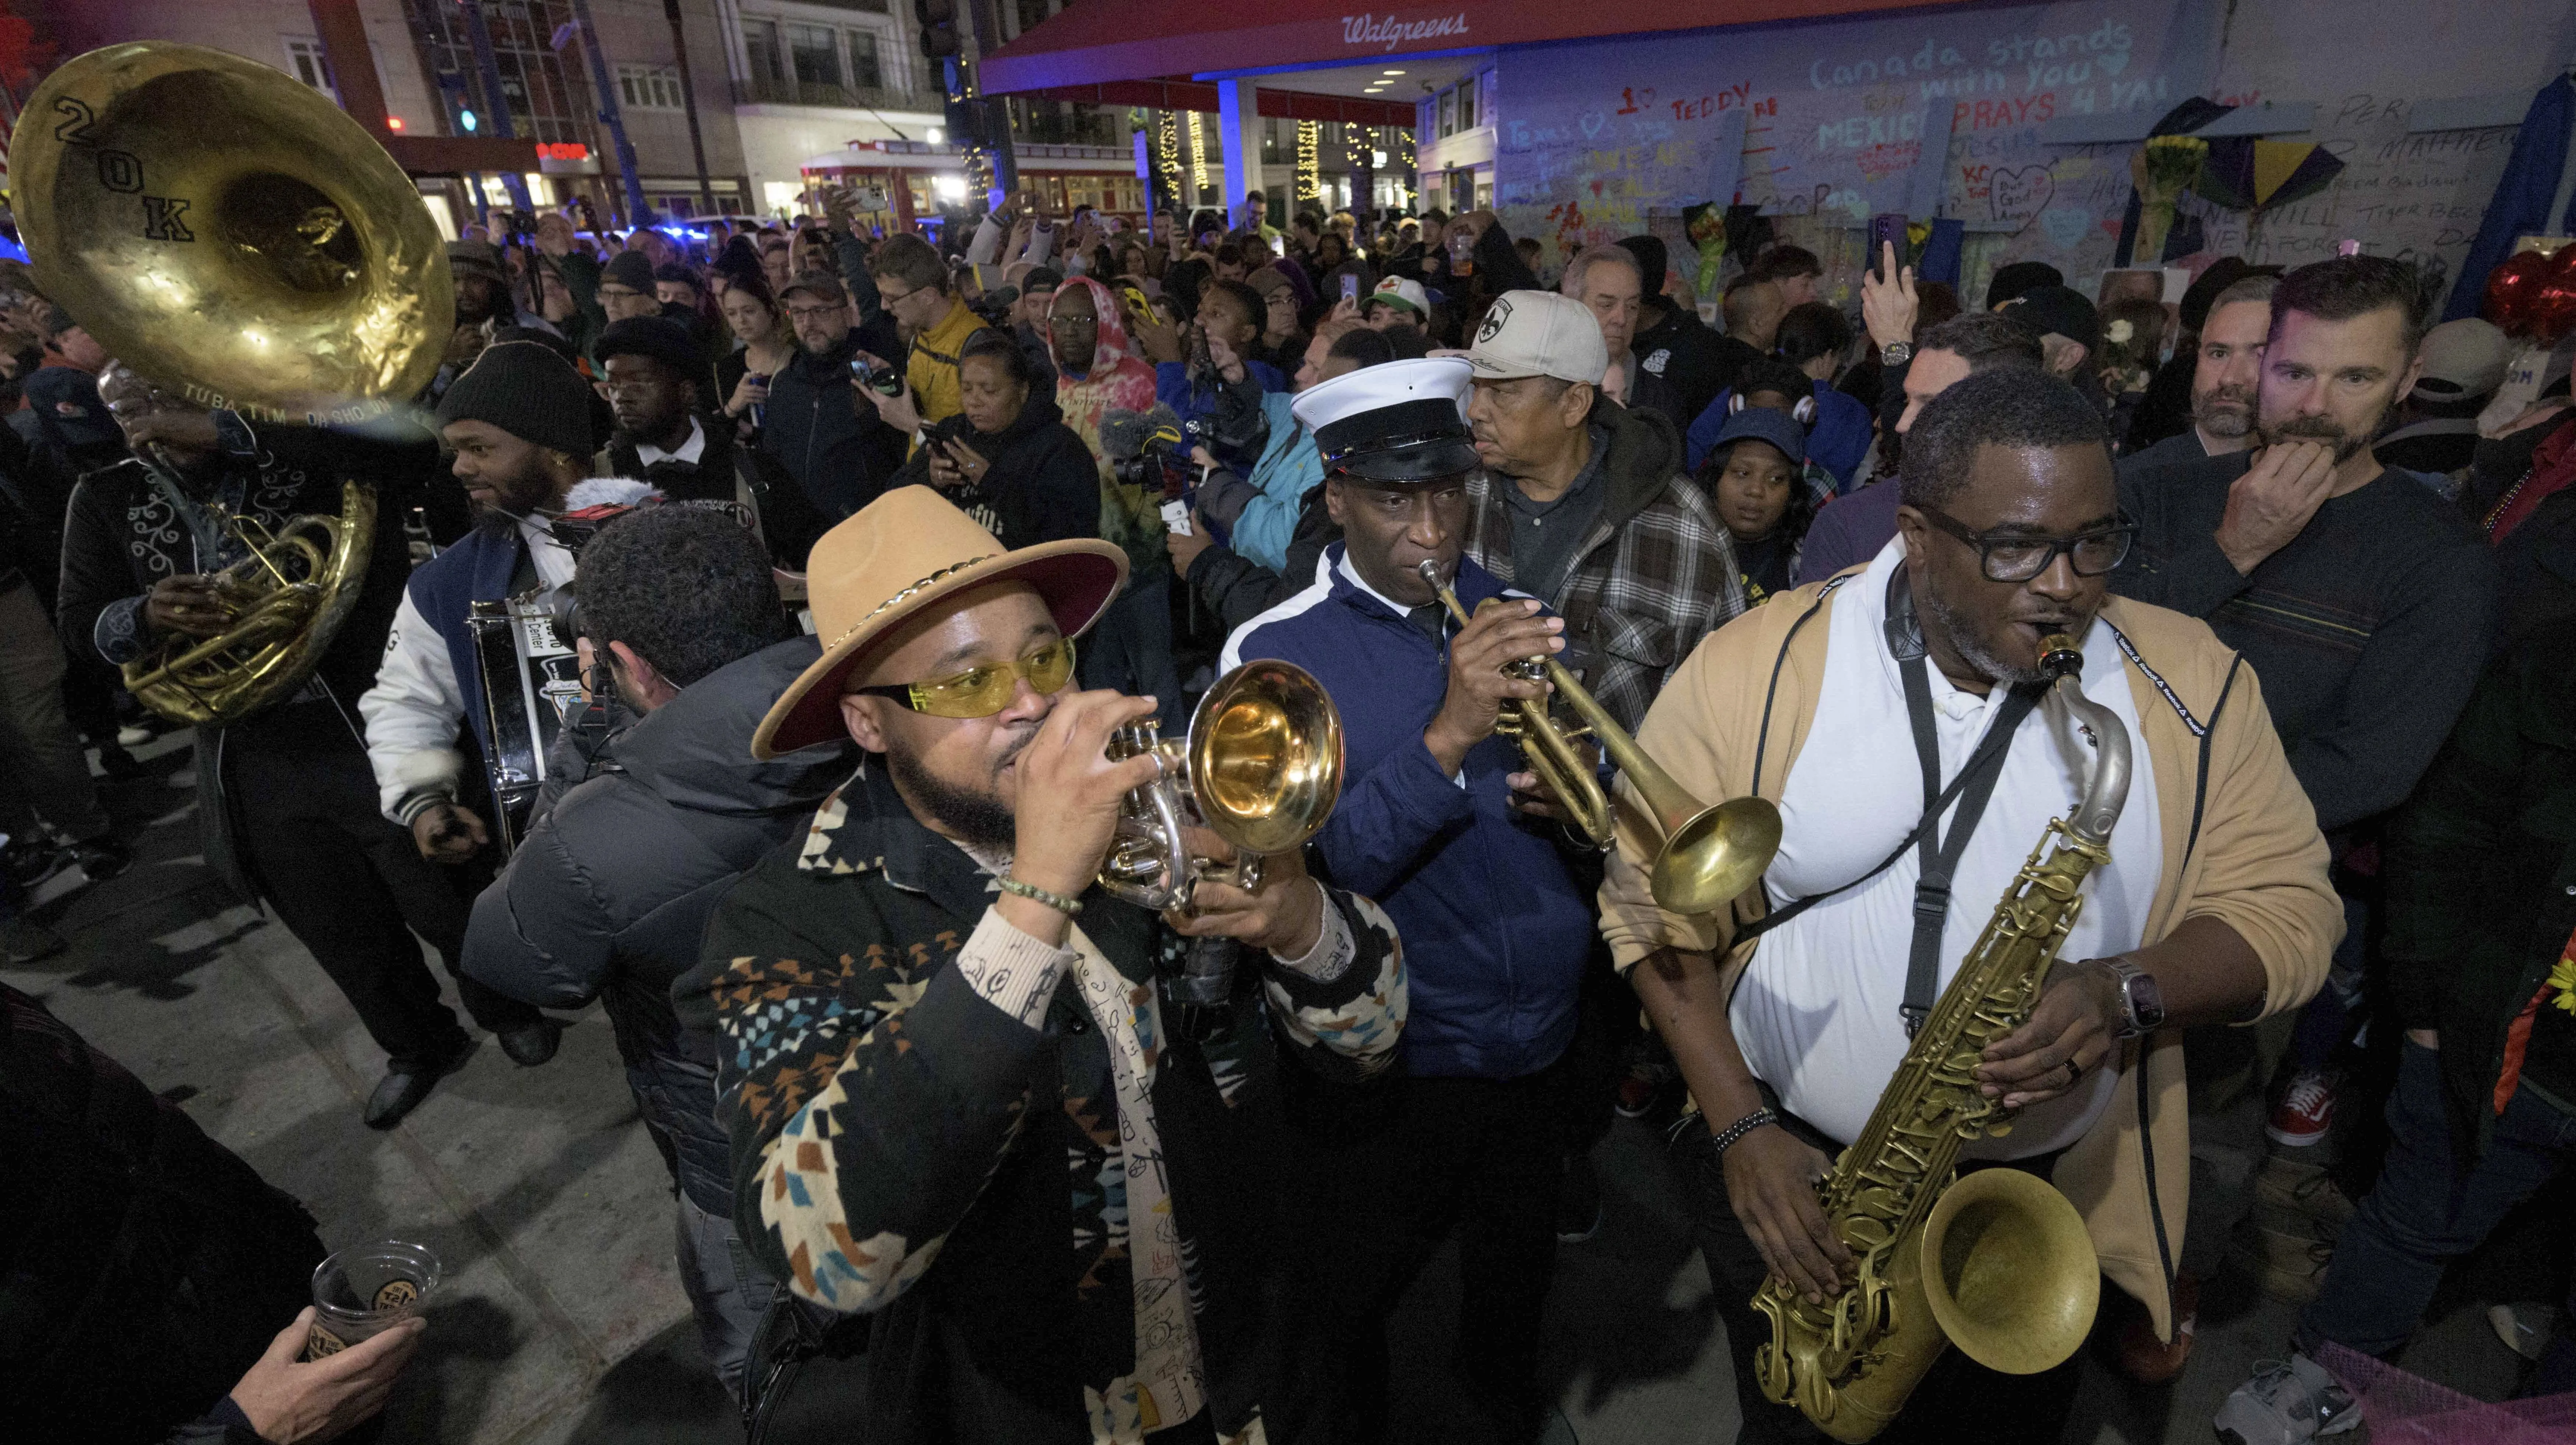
[2129, 135, 2207, 266]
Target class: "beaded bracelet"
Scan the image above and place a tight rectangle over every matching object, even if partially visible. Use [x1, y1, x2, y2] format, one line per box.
[1708, 1107, 1781, 1161]
[997, 876, 1083, 917]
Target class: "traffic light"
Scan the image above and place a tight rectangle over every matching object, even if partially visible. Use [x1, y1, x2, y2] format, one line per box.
[915, 0, 962, 60]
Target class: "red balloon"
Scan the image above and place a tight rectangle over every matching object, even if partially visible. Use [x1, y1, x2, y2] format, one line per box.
[2533, 245, 2576, 344]
[2487, 249, 2549, 337]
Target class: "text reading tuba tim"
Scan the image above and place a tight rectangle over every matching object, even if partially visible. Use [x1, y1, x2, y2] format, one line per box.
[1418, 560, 1780, 915]
[13, 43, 450, 724]
[1752, 633, 2122, 1442]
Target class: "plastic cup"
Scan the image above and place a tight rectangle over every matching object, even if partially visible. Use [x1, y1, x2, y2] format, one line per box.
[303, 1240, 440, 1360]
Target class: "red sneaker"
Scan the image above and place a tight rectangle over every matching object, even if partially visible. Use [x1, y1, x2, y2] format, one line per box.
[2266, 1070, 2336, 1147]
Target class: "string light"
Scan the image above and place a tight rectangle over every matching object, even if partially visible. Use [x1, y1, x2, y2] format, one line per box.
[1296, 120, 1321, 203]
[1184, 109, 1208, 205]
[1156, 108, 1181, 212]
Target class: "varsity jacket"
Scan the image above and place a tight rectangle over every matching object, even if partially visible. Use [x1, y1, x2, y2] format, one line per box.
[1597, 559, 2342, 1344]
[1463, 399, 1747, 735]
[1223, 547, 1599, 1079]
[673, 762, 1406, 1442]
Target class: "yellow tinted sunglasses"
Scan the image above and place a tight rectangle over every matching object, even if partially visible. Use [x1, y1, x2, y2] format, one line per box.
[853, 638, 1078, 718]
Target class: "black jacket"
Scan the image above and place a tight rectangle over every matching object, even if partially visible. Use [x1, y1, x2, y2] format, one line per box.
[885, 397, 1102, 551]
[600, 415, 832, 570]
[55, 421, 442, 900]
[760, 324, 908, 523]
[1184, 482, 1340, 636]
[0, 983, 325, 1445]
[2385, 619, 2576, 1157]
[1633, 303, 1738, 431]
[463, 637, 855, 1214]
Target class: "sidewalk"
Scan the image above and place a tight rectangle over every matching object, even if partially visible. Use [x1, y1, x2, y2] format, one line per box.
[4, 736, 2549, 1442]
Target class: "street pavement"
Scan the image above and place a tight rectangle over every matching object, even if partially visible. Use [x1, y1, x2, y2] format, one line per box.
[4, 735, 2549, 1443]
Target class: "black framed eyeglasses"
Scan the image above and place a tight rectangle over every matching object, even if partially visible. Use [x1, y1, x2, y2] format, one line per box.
[1915, 504, 2136, 583]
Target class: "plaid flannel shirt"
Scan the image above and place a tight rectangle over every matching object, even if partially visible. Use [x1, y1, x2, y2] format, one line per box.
[1463, 461, 1746, 734]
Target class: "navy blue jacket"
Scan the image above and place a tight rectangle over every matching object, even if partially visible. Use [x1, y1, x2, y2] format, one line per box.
[1222, 545, 1594, 1078]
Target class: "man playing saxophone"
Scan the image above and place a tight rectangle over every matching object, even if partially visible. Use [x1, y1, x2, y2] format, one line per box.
[1595, 371, 2341, 1444]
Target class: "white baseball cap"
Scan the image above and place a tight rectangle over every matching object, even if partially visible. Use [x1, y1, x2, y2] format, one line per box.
[1466, 289, 1610, 386]
[1370, 276, 1431, 319]
[2411, 317, 2513, 402]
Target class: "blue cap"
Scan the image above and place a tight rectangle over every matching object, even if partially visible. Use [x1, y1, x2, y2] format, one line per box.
[1710, 406, 1807, 467]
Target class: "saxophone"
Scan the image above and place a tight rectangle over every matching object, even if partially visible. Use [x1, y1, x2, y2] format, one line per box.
[1751, 632, 2129, 1442]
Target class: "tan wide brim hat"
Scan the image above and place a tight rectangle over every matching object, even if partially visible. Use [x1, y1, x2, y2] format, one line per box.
[752, 486, 1129, 759]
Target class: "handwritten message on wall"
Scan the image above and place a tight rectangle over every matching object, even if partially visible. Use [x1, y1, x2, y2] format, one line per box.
[1493, 0, 2208, 288]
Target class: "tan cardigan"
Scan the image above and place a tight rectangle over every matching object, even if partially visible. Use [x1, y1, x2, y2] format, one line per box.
[1597, 570, 2342, 1342]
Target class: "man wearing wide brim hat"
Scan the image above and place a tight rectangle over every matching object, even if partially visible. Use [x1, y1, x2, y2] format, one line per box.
[676, 485, 1406, 1439]
[1219, 357, 1601, 1439]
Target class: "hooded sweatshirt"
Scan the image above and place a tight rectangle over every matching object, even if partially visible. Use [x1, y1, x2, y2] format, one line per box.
[1046, 275, 1165, 572]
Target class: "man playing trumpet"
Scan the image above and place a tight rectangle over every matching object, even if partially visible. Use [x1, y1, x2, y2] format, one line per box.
[1220, 358, 1601, 1442]
[1599, 371, 2340, 1444]
[676, 486, 1405, 1441]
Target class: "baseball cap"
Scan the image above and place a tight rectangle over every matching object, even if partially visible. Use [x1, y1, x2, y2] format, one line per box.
[1370, 276, 1430, 319]
[780, 270, 848, 305]
[2411, 317, 2512, 401]
[1707, 407, 1808, 468]
[1290, 356, 1479, 484]
[2000, 285, 2102, 353]
[1466, 290, 1609, 386]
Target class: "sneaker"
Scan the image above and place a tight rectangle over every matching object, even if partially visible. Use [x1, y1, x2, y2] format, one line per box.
[94, 744, 149, 781]
[2267, 1070, 2336, 1147]
[1556, 1150, 1602, 1243]
[2490, 1302, 2565, 1362]
[1, 837, 67, 891]
[68, 836, 132, 883]
[2214, 1353, 2361, 1445]
[115, 723, 154, 748]
[1, 916, 66, 964]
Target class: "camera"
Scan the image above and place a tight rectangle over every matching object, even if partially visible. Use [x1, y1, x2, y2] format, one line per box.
[849, 358, 907, 397]
[1111, 435, 1185, 496]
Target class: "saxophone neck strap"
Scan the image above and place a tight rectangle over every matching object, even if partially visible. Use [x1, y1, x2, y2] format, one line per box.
[1733, 565, 2044, 1036]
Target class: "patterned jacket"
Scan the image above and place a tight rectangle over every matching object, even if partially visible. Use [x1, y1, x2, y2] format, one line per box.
[674, 762, 1406, 1443]
[1463, 400, 1746, 734]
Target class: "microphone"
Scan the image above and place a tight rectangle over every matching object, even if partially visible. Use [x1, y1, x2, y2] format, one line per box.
[1099, 408, 1146, 461]
[1140, 402, 1185, 451]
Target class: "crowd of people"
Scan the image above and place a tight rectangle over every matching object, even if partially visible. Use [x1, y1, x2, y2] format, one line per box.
[1, 174, 2573, 1445]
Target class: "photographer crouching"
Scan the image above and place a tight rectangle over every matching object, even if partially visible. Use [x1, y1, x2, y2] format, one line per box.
[460, 504, 855, 1398]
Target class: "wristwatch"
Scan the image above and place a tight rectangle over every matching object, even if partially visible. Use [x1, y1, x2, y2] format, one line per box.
[1880, 341, 1914, 366]
[2094, 957, 2166, 1038]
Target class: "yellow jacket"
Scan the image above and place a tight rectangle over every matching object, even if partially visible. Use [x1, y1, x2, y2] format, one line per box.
[906, 297, 992, 437]
[1598, 567, 2341, 1342]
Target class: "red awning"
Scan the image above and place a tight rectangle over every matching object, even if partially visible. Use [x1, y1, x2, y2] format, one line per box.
[980, 0, 1949, 96]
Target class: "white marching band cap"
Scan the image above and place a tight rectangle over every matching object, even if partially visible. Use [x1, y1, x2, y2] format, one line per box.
[1290, 356, 1480, 483]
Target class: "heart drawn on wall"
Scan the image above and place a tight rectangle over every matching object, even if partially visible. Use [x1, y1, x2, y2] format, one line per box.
[1991, 165, 2056, 220]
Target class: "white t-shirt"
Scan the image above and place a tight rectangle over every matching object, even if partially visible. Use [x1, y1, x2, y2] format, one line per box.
[1729, 537, 2162, 1158]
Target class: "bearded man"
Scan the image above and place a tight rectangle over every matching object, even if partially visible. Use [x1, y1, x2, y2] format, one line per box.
[359, 341, 614, 890]
[2112, 255, 2497, 839]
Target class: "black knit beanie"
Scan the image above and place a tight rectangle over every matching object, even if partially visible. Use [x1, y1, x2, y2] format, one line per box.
[435, 340, 595, 457]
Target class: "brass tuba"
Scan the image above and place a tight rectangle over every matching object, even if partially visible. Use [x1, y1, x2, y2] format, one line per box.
[13, 43, 450, 724]
[1752, 633, 2122, 1441]
[1417, 560, 1780, 914]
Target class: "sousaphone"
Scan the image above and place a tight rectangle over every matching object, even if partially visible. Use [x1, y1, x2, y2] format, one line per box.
[13, 42, 451, 723]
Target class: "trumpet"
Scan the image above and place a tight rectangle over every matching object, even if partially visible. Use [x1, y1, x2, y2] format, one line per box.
[1417, 560, 1781, 915]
